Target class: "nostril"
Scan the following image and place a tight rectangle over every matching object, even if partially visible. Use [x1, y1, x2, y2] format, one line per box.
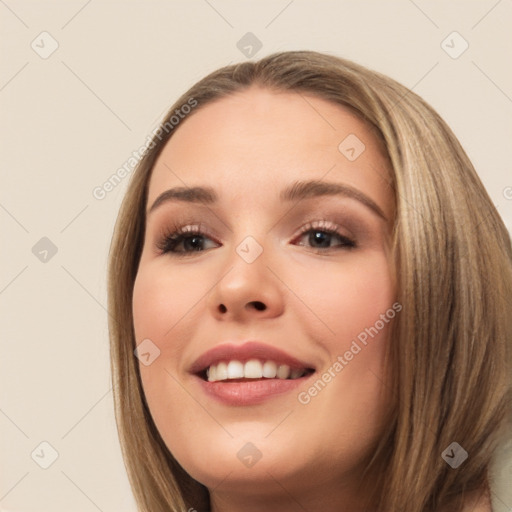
[251, 301, 266, 311]
[218, 302, 266, 313]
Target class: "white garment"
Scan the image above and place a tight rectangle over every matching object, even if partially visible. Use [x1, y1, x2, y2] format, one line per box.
[489, 434, 512, 511]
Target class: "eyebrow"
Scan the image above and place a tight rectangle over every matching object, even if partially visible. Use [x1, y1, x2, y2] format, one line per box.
[280, 180, 387, 220]
[147, 179, 387, 220]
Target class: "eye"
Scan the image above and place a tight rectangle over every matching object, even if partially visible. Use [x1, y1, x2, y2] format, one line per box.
[156, 220, 356, 257]
[293, 220, 356, 252]
[156, 224, 219, 256]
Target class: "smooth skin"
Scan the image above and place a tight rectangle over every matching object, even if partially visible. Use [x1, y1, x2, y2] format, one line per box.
[132, 88, 490, 512]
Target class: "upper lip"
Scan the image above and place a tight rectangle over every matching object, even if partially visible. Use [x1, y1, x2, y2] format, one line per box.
[189, 341, 316, 375]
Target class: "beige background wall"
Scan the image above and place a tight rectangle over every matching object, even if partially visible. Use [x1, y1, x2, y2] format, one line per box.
[1, 1, 511, 511]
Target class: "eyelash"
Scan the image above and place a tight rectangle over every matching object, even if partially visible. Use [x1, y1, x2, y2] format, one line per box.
[156, 220, 356, 257]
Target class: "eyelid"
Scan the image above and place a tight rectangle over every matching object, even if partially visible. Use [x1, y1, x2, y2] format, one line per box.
[157, 219, 348, 244]
[157, 222, 216, 241]
[293, 219, 345, 237]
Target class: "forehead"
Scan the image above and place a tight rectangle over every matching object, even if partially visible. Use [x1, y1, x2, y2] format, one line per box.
[147, 87, 393, 214]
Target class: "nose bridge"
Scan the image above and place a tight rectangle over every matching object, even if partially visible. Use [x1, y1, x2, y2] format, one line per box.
[234, 233, 266, 265]
[223, 203, 274, 265]
[223, 230, 270, 294]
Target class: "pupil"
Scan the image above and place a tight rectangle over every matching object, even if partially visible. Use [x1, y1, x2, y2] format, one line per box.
[311, 231, 330, 248]
[185, 235, 202, 251]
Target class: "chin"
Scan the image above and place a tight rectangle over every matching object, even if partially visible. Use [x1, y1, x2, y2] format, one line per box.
[166, 427, 312, 491]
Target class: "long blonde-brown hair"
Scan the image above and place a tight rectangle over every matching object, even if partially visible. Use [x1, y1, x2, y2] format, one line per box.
[107, 50, 512, 511]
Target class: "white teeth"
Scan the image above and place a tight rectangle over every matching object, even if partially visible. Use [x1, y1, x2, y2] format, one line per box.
[276, 364, 290, 379]
[207, 365, 216, 382]
[244, 359, 263, 378]
[227, 360, 244, 379]
[205, 359, 307, 383]
[216, 361, 228, 381]
[262, 361, 277, 378]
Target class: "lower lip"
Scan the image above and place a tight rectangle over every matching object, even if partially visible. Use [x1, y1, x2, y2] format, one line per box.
[195, 375, 313, 406]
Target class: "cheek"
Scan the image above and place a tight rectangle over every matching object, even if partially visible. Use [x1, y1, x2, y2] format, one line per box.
[132, 261, 206, 404]
[131, 262, 206, 439]
[298, 250, 395, 343]
[132, 261, 205, 343]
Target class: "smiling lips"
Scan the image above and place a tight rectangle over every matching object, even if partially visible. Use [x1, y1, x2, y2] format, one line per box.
[190, 341, 316, 405]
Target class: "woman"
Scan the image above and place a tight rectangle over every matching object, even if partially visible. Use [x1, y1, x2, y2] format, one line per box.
[107, 51, 512, 511]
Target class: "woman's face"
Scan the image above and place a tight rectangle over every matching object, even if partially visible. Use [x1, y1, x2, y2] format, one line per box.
[132, 87, 396, 507]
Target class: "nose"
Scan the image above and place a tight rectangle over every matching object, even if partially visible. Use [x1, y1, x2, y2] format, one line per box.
[206, 245, 285, 322]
